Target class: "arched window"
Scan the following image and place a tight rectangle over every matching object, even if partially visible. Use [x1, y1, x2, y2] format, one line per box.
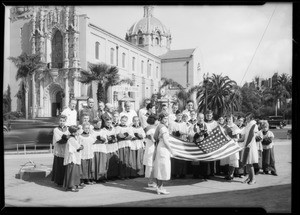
[95, 42, 100, 59]
[155, 37, 159, 45]
[51, 30, 63, 68]
[147, 63, 151, 78]
[138, 30, 143, 45]
[141, 60, 144, 73]
[110, 48, 114, 65]
[156, 31, 161, 46]
[122, 53, 126, 68]
[132, 57, 135, 71]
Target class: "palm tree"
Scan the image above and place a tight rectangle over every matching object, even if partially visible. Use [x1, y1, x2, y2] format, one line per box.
[8, 53, 47, 119]
[175, 85, 201, 110]
[159, 77, 185, 91]
[79, 63, 133, 103]
[263, 73, 291, 116]
[197, 74, 241, 117]
[159, 77, 201, 110]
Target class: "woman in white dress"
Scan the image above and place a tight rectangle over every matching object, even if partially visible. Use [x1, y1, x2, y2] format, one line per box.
[239, 113, 259, 185]
[143, 114, 159, 187]
[153, 112, 176, 195]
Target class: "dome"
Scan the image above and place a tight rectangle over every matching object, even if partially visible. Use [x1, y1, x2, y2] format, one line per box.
[125, 6, 172, 56]
[127, 16, 171, 36]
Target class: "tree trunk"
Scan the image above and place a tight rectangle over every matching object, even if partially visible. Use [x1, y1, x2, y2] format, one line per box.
[25, 86, 29, 120]
[32, 73, 36, 119]
[275, 99, 278, 116]
[97, 82, 106, 104]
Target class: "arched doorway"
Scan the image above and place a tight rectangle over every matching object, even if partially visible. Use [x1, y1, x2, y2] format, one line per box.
[43, 83, 64, 117]
[52, 30, 63, 68]
[52, 91, 63, 117]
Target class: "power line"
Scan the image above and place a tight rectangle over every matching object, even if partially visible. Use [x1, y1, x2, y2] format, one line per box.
[240, 5, 277, 86]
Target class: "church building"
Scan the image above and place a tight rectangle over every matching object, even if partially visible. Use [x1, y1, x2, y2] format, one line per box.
[4, 5, 203, 118]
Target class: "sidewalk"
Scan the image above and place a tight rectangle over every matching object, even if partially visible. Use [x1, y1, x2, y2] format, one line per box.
[4, 139, 291, 211]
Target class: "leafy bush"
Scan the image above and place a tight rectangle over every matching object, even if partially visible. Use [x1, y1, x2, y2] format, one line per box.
[3, 111, 24, 120]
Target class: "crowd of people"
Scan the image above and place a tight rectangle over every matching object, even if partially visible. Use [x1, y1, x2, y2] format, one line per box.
[51, 97, 278, 194]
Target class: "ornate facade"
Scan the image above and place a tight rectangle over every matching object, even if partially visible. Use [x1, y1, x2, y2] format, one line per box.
[6, 6, 202, 118]
[9, 6, 83, 117]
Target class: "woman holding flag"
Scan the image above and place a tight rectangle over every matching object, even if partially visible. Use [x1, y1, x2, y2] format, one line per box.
[153, 112, 176, 195]
[239, 113, 259, 185]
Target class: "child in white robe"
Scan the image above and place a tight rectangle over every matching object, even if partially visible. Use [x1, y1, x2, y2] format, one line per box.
[51, 114, 70, 186]
[130, 116, 146, 177]
[90, 119, 108, 182]
[116, 115, 134, 179]
[63, 125, 84, 192]
[78, 122, 95, 185]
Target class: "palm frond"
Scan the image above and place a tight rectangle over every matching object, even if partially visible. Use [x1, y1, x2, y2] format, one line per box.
[159, 77, 184, 90]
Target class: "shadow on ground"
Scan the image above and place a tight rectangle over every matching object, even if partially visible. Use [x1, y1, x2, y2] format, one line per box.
[106, 184, 291, 213]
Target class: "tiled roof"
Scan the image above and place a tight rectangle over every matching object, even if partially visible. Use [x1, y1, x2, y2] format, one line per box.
[159, 48, 195, 60]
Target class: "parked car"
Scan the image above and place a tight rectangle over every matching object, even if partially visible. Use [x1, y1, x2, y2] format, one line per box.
[266, 116, 286, 129]
[4, 119, 57, 150]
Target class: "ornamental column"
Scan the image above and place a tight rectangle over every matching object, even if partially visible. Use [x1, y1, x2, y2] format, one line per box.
[64, 7, 69, 69]
[72, 7, 79, 68]
[31, 9, 36, 54]
[64, 71, 70, 108]
[39, 79, 44, 117]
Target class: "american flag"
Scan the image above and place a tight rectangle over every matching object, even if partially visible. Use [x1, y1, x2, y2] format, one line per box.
[169, 125, 243, 161]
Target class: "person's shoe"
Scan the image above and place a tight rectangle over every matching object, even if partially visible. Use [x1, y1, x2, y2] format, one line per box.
[263, 171, 269, 174]
[271, 172, 278, 176]
[248, 180, 256, 185]
[242, 178, 251, 183]
[67, 187, 79, 192]
[80, 182, 86, 187]
[91, 180, 97, 184]
[85, 181, 93, 185]
[76, 185, 84, 189]
[156, 188, 170, 195]
[148, 183, 157, 188]
[238, 175, 244, 178]
[224, 175, 233, 181]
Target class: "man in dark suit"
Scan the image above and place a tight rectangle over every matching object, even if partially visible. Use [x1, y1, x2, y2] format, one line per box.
[79, 97, 97, 124]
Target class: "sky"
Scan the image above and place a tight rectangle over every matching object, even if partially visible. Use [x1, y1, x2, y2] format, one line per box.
[79, 4, 291, 85]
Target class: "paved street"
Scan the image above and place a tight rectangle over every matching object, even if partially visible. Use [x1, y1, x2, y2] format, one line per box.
[4, 138, 291, 212]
